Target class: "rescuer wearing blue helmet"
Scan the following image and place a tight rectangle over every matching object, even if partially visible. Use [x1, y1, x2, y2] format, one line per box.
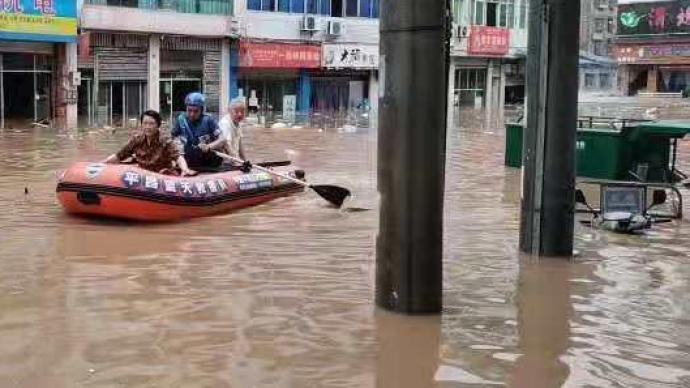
[170, 92, 225, 170]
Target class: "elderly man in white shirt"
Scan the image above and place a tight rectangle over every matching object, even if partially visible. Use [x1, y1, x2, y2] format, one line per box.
[219, 97, 248, 161]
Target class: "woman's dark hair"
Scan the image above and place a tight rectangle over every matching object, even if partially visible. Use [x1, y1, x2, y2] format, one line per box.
[140, 110, 162, 128]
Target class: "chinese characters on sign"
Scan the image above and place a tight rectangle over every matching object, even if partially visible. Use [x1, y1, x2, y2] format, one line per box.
[121, 171, 232, 198]
[0, 0, 77, 43]
[33, 0, 54, 14]
[3, 0, 22, 13]
[239, 41, 321, 69]
[618, 1, 690, 35]
[322, 45, 379, 69]
[616, 43, 690, 64]
[468, 26, 510, 56]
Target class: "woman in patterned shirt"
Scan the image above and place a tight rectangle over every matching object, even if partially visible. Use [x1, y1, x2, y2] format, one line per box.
[103, 110, 196, 176]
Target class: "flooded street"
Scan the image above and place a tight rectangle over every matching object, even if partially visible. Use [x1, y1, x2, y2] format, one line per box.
[0, 124, 689, 387]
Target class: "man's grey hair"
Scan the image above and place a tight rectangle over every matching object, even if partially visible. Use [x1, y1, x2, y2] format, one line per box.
[229, 97, 247, 111]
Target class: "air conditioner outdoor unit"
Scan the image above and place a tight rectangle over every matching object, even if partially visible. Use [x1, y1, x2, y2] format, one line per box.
[328, 21, 343, 36]
[458, 25, 469, 38]
[302, 15, 319, 31]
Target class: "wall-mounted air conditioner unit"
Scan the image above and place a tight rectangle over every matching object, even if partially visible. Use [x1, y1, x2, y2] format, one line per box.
[458, 25, 469, 38]
[302, 15, 319, 31]
[328, 21, 343, 36]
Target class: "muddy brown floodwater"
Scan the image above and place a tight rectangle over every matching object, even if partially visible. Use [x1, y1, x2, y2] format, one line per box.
[0, 124, 689, 387]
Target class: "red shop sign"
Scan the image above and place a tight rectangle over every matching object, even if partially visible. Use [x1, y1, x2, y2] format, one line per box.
[468, 26, 510, 56]
[240, 41, 321, 69]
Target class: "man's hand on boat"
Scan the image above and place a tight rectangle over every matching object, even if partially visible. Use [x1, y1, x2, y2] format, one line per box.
[179, 167, 197, 177]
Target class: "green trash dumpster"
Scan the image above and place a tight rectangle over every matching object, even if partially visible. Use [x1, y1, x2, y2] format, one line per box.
[576, 128, 630, 180]
[505, 122, 524, 168]
[627, 120, 690, 183]
[503, 120, 690, 182]
[504, 123, 630, 180]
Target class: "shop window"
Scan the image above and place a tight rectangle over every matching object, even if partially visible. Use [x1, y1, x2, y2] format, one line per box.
[278, 0, 289, 11]
[474, 0, 484, 24]
[600, 74, 611, 89]
[585, 74, 596, 88]
[262, 0, 276, 11]
[291, 0, 305, 13]
[3, 53, 35, 71]
[519, 0, 526, 29]
[594, 41, 608, 56]
[360, 0, 371, 17]
[106, 0, 137, 6]
[372, 0, 379, 17]
[331, 0, 343, 16]
[346, 0, 357, 16]
[248, 0, 261, 10]
[486, 1, 497, 26]
[452, 0, 461, 22]
[474, 0, 515, 28]
[306, 0, 317, 13]
[455, 68, 487, 106]
[320, 0, 330, 15]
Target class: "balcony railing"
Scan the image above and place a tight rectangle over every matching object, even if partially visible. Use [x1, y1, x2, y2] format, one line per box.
[85, 0, 232, 16]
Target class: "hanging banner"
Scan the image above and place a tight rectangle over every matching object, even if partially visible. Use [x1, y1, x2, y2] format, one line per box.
[0, 0, 77, 43]
[468, 26, 510, 56]
[322, 44, 379, 69]
[239, 41, 321, 69]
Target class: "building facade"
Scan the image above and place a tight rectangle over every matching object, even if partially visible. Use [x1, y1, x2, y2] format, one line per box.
[579, 0, 618, 92]
[232, 0, 379, 126]
[79, 0, 235, 128]
[0, 0, 78, 129]
[448, 0, 529, 130]
[615, 0, 690, 96]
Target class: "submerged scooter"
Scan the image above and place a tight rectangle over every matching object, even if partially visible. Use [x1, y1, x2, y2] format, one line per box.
[576, 189, 672, 234]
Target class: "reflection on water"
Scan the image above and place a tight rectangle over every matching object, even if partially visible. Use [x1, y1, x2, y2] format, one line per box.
[0, 125, 688, 387]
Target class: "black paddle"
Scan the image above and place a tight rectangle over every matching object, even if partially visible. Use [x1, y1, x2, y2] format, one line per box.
[214, 151, 351, 208]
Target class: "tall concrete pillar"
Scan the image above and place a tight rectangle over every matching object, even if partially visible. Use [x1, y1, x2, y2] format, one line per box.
[520, 0, 581, 256]
[220, 39, 231, 115]
[647, 66, 659, 92]
[65, 42, 78, 130]
[499, 64, 506, 127]
[376, 0, 450, 314]
[148, 35, 160, 110]
[368, 70, 379, 128]
[485, 61, 494, 129]
[446, 61, 456, 131]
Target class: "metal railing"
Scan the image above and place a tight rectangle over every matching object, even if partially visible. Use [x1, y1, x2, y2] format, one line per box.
[85, 0, 232, 15]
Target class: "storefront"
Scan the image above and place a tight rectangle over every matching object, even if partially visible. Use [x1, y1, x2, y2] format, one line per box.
[160, 37, 224, 125]
[78, 33, 226, 128]
[319, 44, 378, 118]
[615, 1, 690, 96]
[235, 40, 321, 123]
[616, 42, 690, 96]
[0, 0, 78, 129]
[449, 26, 513, 129]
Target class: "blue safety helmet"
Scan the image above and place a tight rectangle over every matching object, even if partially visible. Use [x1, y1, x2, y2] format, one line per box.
[185, 92, 206, 108]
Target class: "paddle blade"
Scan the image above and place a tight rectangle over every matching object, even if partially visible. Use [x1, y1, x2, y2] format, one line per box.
[311, 185, 351, 208]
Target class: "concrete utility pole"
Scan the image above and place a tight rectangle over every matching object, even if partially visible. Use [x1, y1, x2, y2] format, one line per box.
[376, 0, 450, 314]
[520, 0, 581, 256]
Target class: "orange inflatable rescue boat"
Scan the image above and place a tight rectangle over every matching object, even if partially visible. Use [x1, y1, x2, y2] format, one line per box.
[56, 162, 305, 221]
